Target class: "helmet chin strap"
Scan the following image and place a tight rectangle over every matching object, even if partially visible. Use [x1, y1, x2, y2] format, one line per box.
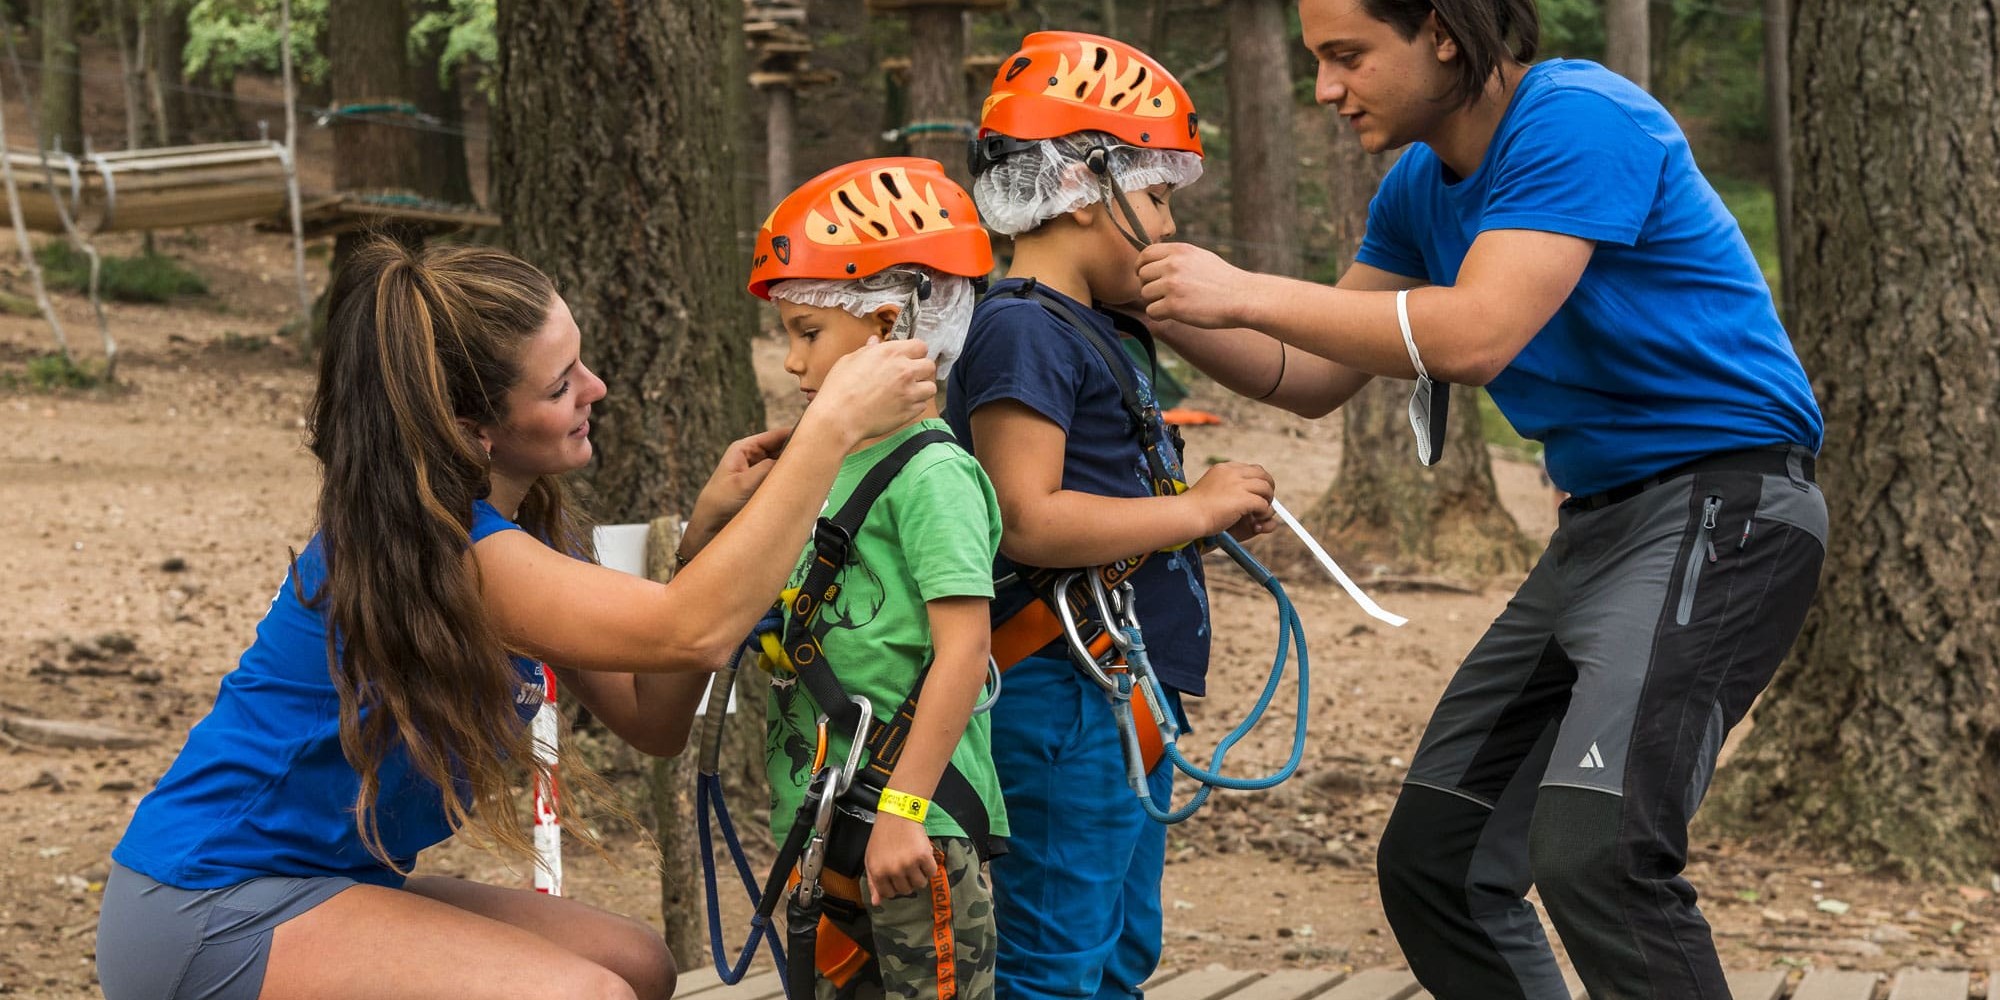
[1082, 144, 1155, 252]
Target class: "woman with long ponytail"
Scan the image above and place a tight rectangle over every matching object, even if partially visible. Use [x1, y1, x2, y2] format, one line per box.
[95, 238, 940, 1000]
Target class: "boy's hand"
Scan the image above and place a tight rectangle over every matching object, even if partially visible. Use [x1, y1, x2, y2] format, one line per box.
[1187, 462, 1276, 537]
[1137, 243, 1251, 330]
[809, 338, 938, 449]
[864, 813, 938, 905]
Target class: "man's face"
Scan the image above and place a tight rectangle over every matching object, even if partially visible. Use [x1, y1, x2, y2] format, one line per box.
[1300, 0, 1460, 153]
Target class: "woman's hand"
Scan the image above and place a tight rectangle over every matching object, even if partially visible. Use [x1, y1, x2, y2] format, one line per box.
[805, 338, 937, 449]
[1136, 243, 1252, 330]
[864, 813, 939, 905]
[683, 426, 793, 556]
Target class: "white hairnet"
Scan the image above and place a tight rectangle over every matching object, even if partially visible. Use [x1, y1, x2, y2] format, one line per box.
[971, 131, 1203, 237]
[767, 266, 976, 380]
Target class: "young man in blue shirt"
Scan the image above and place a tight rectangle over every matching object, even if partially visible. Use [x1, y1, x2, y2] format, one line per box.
[1134, 2, 1826, 998]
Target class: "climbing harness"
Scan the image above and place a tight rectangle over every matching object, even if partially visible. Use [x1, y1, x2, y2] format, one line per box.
[697, 430, 1002, 998]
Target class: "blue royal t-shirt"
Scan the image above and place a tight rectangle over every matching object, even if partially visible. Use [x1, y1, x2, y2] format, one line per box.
[1355, 59, 1823, 497]
[946, 278, 1212, 696]
[112, 500, 544, 889]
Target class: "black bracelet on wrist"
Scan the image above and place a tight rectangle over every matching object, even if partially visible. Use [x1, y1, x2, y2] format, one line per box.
[1254, 344, 1288, 401]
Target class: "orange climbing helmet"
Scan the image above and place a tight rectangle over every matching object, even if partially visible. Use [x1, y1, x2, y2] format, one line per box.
[973, 31, 1203, 158]
[747, 157, 993, 300]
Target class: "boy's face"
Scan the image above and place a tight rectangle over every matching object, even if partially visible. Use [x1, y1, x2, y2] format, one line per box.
[1089, 182, 1178, 303]
[1300, 0, 1459, 153]
[777, 299, 896, 402]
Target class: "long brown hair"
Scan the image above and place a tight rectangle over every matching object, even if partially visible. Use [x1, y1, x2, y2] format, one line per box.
[1361, 0, 1541, 107]
[304, 237, 602, 870]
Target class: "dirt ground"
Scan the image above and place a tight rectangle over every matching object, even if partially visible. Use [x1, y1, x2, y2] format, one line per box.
[1, 222, 1996, 1000]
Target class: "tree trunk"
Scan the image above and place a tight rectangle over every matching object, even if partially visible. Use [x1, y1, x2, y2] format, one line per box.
[1225, 0, 1299, 277]
[765, 84, 795, 212]
[1705, 0, 2000, 880]
[495, 0, 767, 951]
[327, 0, 427, 272]
[905, 6, 969, 188]
[36, 0, 79, 151]
[1762, 0, 1793, 317]
[410, 25, 475, 206]
[1603, 0, 1650, 91]
[1300, 124, 1533, 579]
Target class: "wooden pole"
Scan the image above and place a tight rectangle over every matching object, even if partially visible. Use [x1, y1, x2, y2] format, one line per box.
[280, 0, 312, 331]
[0, 44, 70, 363]
[765, 84, 795, 211]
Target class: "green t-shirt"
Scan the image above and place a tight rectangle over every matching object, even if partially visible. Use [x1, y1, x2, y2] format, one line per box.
[766, 419, 1009, 844]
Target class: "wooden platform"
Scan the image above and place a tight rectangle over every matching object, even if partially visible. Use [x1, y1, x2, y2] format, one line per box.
[670, 964, 1986, 1000]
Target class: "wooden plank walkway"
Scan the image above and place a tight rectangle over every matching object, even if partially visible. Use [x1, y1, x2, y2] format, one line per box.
[672, 964, 1989, 999]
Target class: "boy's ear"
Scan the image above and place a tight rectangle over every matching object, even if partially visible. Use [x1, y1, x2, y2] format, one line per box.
[871, 303, 901, 336]
[1066, 201, 1100, 228]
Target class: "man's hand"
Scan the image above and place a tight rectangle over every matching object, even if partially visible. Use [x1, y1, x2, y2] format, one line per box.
[864, 813, 938, 905]
[1137, 243, 1252, 330]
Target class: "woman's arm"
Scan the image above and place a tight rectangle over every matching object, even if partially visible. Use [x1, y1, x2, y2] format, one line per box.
[967, 402, 1273, 568]
[551, 667, 714, 758]
[476, 339, 937, 674]
[863, 595, 989, 903]
[1138, 230, 1594, 385]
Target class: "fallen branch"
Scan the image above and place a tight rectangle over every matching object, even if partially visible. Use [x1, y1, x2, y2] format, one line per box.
[0, 714, 156, 749]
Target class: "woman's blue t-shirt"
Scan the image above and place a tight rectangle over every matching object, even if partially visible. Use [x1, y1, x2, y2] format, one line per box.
[111, 500, 542, 889]
[946, 279, 1213, 696]
[1355, 59, 1823, 496]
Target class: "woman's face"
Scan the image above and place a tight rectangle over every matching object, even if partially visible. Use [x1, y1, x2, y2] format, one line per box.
[481, 295, 606, 481]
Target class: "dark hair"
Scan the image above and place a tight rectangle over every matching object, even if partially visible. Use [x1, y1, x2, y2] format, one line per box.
[1361, 0, 1541, 107]
[305, 237, 603, 870]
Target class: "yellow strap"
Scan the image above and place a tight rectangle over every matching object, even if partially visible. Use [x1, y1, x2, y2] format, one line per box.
[878, 788, 931, 823]
[757, 589, 799, 673]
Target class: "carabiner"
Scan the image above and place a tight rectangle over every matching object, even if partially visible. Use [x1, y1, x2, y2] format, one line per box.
[1054, 571, 1121, 693]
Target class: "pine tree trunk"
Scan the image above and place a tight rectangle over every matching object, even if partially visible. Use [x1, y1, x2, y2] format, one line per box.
[1225, 0, 1299, 277]
[1762, 0, 1793, 316]
[1704, 0, 2000, 880]
[327, 0, 427, 272]
[36, 0, 79, 152]
[1300, 124, 1533, 579]
[495, 0, 768, 954]
[410, 29, 475, 206]
[1603, 0, 1650, 91]
[905, 6, 969, 187]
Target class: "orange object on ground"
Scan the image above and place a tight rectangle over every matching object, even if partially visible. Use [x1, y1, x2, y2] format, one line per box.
[1160, 408, 1222, 426]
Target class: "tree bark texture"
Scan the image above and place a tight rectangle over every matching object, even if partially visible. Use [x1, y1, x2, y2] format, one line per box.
[1603, 0, 1650, 91]
[1762, 0, 1793, 316]
[765, 84, 795, 212]
[410, 31, 476, 206]
[494, 0, 765, 525]
[1301, 125, 1532, 579]
[1706, 0, 2000, 879]
[1225, 0, 1299, 277]
[905, 6, 970, 188]
[329, 0, 425, 200]
[36, 0, 79, 151]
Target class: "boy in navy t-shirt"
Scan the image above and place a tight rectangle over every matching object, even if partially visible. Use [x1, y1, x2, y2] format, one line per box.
[945, 31, 1276, 1000]
[1132, 3, 1827, 999]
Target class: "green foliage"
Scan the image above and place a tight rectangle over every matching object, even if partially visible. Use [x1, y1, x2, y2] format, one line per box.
[5, 353, 106, 390]
[411, 0, 496, 95]
[1537, 0, 1607, 60]
[35, 243, 209, 303]
[185, 0, 329, 84]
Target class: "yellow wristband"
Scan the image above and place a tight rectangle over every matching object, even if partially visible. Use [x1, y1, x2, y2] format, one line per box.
[877, 789, 930, 823]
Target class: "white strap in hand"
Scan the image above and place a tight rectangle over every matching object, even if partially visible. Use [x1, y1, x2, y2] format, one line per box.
[1397, 289, 1429, 380]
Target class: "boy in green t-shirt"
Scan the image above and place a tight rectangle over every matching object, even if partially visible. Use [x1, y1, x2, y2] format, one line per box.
[745, 157, 1005, 1000]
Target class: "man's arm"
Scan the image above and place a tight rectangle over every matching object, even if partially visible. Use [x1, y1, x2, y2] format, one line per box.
[1139, 261, 1423, 418]
[1138, 229, 1595, 386]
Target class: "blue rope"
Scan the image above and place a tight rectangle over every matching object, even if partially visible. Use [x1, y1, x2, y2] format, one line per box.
[1122, 534, 1311, 823]
[695, 615, 791, 988]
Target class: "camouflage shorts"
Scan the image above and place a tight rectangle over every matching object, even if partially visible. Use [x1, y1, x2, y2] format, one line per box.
[816, 837, 995, 1000]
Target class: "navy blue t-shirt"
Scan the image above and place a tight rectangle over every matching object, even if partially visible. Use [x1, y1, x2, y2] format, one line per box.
[945, 279, 1212, 696]
[1356, 59, 1823, 496]
[113, 500, 543, 889]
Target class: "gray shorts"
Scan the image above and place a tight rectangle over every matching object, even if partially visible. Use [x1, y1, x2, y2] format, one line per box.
[96, 861, 357, 1000]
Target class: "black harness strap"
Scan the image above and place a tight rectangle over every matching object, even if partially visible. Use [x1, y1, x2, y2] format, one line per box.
[779, 429, 997, 858]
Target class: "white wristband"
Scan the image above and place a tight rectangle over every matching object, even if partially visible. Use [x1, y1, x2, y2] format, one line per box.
[1397, 289, 1429, 380]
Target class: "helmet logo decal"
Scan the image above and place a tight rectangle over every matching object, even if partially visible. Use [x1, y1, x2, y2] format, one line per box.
[772, 235, 791, 265]
[1044, 41, 1176, 119]
[805, 167, 957, 247]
